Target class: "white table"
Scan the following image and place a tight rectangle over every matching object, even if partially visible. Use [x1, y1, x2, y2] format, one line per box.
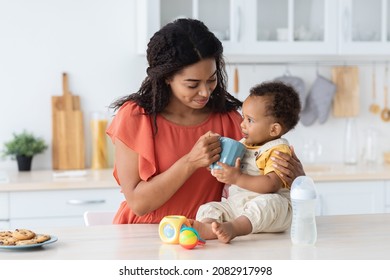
[1, 213, 390, 260]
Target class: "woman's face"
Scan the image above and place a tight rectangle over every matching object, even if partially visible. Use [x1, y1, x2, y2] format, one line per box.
[167, 58, 217, 109]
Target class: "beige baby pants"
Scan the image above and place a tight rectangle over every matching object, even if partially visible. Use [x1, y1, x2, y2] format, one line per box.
[196, 187, 291, 233]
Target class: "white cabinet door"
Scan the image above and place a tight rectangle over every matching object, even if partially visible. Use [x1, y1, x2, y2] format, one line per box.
[315, 181, 385, 216]
[136, 0, 238, 54]
[243, 0, 338, 55]
[338, 0, 390, 55]
[137, 0, 338, 55]
[9, 188, 123, 228]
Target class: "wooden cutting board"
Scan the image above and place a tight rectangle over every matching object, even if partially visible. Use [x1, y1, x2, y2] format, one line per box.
[331, 66, 360, 117]
[52, 73, 85, 170]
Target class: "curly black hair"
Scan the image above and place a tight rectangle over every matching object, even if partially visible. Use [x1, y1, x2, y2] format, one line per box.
[110, 18, 242, 128]
[249, 81, 301, 133]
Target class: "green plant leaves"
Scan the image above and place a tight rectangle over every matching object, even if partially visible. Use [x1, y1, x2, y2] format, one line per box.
[1, 130, 48, 159]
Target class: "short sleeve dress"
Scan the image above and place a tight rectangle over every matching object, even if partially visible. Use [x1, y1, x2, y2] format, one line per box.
[106, 101, 243, 224]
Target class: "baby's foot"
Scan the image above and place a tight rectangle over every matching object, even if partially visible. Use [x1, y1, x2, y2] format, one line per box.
[211, 221, 236, 243]
[189, 219, 217, 240]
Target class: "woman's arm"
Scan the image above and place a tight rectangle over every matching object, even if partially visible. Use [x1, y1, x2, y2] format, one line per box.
[271, 146, 305, 187]
[114, 131, 221, 216]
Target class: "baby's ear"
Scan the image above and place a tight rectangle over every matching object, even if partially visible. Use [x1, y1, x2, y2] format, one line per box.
[270, 122, 282, 137]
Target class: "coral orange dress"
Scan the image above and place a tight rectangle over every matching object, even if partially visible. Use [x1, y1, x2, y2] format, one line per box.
[106, 101, 243, 224]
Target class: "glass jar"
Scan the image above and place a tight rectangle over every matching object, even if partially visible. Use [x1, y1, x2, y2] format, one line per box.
[343, 118, 358, 165]
[90, 112, 108, 169]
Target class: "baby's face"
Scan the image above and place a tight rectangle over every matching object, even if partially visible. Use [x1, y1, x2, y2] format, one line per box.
[240, 96, 277, 146]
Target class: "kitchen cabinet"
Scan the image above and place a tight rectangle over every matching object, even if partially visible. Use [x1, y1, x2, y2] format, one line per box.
[315, 180, 386, 216]
[6, 188, 123, 229]
[136, 0, 338, 55]
[137, 0, 390, 56]
[136, 0, 238, 54]
[338, 0, 390, 55]
[0, 169, 123, 229]
[244, 0, 338, 55]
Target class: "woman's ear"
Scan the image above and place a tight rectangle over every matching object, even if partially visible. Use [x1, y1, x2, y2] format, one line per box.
[270, 123, 283, 137]
[165, 76, 172, 85]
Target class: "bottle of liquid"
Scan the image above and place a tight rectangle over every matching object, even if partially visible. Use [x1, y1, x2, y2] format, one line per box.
[290, 176, 317, 245]
[91, 112, 109, 169]
[343, 117, 358, 165]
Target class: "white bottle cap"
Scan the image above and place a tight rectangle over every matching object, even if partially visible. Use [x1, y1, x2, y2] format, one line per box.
[290, 176, 317, 200]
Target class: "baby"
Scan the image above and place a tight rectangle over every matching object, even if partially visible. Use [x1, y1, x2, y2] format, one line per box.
[193, 81, 301, 243]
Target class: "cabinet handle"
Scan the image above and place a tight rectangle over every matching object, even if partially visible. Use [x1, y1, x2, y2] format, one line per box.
[67, 199, 106, 205]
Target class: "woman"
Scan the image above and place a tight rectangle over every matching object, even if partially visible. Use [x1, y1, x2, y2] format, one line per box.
[107, 18, 304, 224]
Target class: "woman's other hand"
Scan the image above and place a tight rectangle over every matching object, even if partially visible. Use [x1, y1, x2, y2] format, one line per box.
[186, 131, 221, 169]
[272, 146, 305, 187]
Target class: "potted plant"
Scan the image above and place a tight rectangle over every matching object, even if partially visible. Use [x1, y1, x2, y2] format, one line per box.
[1, 130, 48, 171]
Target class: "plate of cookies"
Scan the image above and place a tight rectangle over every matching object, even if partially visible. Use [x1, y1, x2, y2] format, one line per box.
[0, 229, 58, 249]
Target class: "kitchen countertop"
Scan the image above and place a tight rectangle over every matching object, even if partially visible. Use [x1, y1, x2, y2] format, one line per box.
[304, 163, 390, 182]
[0, 169, 117, 192]
[1, 163, 390, 192]
[1, 213, 389, 260]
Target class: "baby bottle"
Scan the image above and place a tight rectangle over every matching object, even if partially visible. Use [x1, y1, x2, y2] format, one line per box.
[290, 176, 317, 245]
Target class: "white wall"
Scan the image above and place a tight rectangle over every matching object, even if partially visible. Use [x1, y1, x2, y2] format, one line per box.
[0, 0, 389, 171]
[0, 0, 146, 170]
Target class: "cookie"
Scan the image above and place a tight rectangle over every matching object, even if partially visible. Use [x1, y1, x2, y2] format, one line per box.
[12, 229, 36, 240]
[0, 231, 13, 238]
[0, 237, 18, 246]
[34, 234, 51, 243]
[1, 229, 52, 246]
[15, 239, 38, 246]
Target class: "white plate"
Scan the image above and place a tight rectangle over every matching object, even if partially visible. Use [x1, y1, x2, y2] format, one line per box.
[0, 235, 58, 250]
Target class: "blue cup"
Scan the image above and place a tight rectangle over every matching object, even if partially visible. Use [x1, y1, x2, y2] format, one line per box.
[210, 137, 246, 170]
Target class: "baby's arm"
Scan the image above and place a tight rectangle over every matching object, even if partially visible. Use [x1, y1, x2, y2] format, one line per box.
[211, 159, 284, 194]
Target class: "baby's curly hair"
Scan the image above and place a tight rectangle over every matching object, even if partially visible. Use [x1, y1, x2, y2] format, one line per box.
[249, 81, 301, 133]
[110, 18, 242, 122]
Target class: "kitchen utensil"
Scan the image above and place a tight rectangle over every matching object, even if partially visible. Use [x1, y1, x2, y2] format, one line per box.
[369, 65, 381, 114]
[300, 74, 336, 126]
[51, 73, 85, 170]
[274, 72, 306, 108]
[233, 66, 239, 94]
[209, 137, 245, 170]
[381, 65, 390, 122]
[331, 66, 360, 117]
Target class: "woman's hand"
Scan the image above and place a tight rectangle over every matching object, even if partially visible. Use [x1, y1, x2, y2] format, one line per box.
[185, 131, 221, 169]
[272, 146, 305, 187]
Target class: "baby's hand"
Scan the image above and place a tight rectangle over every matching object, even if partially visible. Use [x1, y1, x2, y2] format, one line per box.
[211, 158, 242, 185]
